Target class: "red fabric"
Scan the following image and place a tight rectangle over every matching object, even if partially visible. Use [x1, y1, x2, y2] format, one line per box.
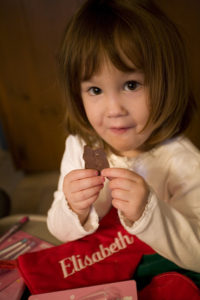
[139, 272, 200, 300]
[17, 207, 154, 294]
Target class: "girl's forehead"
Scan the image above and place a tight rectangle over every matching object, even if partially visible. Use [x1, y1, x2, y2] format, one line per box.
[91, 58, 138, 77]
[81, 50, 142, 81]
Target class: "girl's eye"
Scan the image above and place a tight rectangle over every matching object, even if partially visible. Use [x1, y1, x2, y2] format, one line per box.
[88, 87, 102, 95]
[124, 80, 140, 91]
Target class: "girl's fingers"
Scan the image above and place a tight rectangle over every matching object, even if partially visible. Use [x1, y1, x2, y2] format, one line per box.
[63, 169, 105, 193]
[67, 169, 99, 181]
[63, 169, 105, 218]
[109, 178, 136, 191]
[111, 188, 130, 201]
[70, 175, 104, 192]
[101, 168, 142, 182]
[73, 194, 99, 211]
[73, 184, 103, 202]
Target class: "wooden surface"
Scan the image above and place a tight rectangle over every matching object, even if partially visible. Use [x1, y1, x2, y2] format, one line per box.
[0, 0, 199, 171]
[157, 0, 200, 149]
[0, 0, 80, 171]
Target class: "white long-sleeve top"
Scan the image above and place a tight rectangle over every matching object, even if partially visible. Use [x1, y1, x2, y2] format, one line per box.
[47, 134, 200, 272]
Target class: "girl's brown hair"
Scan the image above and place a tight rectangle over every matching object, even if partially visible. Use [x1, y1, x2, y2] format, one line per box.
[59, 0, 196, 151]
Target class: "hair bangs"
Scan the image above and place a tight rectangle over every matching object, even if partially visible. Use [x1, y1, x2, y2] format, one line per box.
[111, 23, 144, 73]
[79, 20, 144, 82]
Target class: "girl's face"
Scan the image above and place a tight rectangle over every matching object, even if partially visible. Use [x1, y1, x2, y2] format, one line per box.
[81, 60, 153, 157]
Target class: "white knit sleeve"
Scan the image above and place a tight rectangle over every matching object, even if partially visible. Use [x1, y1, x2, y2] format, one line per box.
[119, 151, 200, 272]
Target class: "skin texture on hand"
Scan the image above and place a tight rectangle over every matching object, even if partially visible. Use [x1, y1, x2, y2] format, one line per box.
[101, 168, 150, 223]
[63, 169, 105, 224]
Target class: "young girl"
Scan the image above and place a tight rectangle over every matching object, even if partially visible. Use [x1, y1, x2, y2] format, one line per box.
[47, 0, 200, 274]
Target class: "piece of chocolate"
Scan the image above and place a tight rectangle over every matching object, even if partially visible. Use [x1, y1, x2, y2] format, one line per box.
[83, 145, 109, 171]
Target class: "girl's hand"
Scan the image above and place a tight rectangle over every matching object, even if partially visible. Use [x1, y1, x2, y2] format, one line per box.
[63, 169, 104, 224]
[101, 168, 149, 224]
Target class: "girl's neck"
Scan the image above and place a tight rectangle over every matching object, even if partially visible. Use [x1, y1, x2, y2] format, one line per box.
[119, 149, 142, 158]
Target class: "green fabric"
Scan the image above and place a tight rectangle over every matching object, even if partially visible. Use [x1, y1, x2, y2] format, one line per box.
[133, 253, 200, 290]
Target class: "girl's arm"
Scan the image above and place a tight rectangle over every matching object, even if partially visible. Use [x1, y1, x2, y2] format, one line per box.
[121, 189, 200, 272]
[47, 189, 100, 242]
[117, 153, 200, 273]
[47, 135, 101, 242]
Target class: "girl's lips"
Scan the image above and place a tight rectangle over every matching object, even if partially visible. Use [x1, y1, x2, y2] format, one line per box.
[109, 127, 132, 134]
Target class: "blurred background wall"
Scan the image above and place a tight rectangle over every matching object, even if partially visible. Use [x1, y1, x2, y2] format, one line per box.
[0, 0, 199, 174]
[0, 0, 82, 172]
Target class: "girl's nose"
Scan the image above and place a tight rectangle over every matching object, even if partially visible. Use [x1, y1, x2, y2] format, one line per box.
[106, 95, 127, 118]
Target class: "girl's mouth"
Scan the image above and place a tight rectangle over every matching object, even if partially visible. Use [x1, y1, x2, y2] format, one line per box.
[109, 127, 132, 134]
